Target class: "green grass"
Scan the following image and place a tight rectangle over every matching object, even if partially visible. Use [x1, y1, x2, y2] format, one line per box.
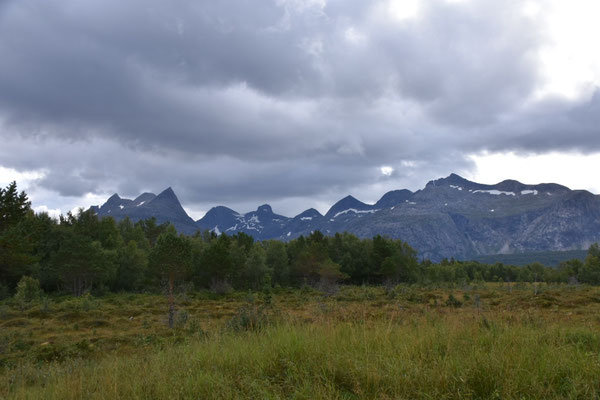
[2, 284, 600, 399]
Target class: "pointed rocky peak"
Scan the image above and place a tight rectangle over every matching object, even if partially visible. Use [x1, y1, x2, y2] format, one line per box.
[375, 189, 413, 208]
[197, 205, 241, 228]
[154, 187, 177, 200]
[250, 204, 290, 223]
[293, 208, 323, 222]
[107, 193, 121, 202]
[426, 173, 475, 189]
[99, 193, 133, 211]
[325, 195, 372, 218]
[494, 179, 526, 193]
[199, 206, 240, 221]
[146, 187, 186, 212]
[295, 208, 323, 219]
[256, 204, 273, 215]
[102, 193, 122, 207]
[133, 192, 156, 206]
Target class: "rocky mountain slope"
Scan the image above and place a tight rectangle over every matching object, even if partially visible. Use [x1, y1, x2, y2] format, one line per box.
[92, 174, 600, 260]
[91, 187, 199, 235]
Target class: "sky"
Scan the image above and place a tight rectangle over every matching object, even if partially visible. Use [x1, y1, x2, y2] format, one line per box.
[1, 0, 599, 220]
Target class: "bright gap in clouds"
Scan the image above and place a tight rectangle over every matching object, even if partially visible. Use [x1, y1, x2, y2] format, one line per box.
[466, 152, 600, 194]
[0, 165, 111, 219]
[380, 166, 394, 176]
[388, 0, 420, 20]
[0, 166, 44, 187]
[535, 0, 600, 100]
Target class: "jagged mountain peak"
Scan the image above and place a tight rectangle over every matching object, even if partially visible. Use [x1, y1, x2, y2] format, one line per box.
[100, 193, 132, 211]
[197, 205, 241, 230]
[494, 179, 527, 192]
[295, 208, 323, 219]
[107, 193, 121, 201]
[325, 195, 372, 218]
[426, 173, 475, 189]
[205, 205, 239, 216]
[104, 193, 123, 206]
[148, 187, 185, 210]
[256, 204, 273, 214]
[155, 187, 177, 199]
[133, 192, 156, 204]
[93, 187, 199, 235]
[376, 189, 413, 208]
[91, 174, 600, 261]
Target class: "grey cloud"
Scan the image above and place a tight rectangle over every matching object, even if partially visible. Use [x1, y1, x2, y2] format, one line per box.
[0, 0, 598, 216]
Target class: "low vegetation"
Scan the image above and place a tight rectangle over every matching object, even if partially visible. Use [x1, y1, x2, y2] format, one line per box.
[2, 284, 600, 398]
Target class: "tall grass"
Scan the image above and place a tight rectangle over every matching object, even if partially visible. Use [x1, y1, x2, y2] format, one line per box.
[4, 314, 600, 399]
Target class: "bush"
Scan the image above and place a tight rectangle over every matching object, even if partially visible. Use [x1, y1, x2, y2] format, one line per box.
[445, 293, 463, 308]
[226, 304, 273, 332]
[175, 309, 189, 329]
[14, 276, 42, 306]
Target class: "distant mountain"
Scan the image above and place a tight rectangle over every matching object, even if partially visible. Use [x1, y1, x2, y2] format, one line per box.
[93, 188, 199, 234]
[91, 174, 600, 261]
[375, 189, 413, 208]
[197, 204, 291, 237]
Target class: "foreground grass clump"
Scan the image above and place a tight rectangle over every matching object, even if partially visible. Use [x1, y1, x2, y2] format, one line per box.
[2, 284, 600, 399]
[4, 318, 600, 399]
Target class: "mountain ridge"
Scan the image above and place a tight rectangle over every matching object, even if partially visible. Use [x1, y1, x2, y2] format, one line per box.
[91, 174, 600, 261]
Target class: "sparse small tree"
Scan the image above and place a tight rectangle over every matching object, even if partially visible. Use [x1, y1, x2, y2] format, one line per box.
[150, 226, 192, 328]
[14, 276, 42, 309]
[243, 244, 270, 290]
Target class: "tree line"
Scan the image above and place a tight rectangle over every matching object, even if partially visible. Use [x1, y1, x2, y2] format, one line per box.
[2, 181, 600, 298]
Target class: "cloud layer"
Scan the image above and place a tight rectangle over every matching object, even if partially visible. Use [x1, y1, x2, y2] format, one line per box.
[0, 0, 599, 216]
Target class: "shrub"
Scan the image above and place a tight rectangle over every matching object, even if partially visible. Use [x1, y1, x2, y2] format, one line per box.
[175, 309, 189, 329]
[14, 276, 42, 306]
[445, 293, 463, 308]
[226, 304, 273, 332]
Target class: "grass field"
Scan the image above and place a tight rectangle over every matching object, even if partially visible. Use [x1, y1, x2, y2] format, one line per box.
[2, 283, 600, 399]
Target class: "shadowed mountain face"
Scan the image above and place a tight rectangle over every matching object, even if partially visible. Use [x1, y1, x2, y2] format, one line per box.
[92, 174, 600, 261]
[93, 188, 199, 235]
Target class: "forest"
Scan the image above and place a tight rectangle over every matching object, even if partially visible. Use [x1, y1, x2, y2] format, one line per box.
[2, 181, 600, 299]
[4, 181, 600, 399]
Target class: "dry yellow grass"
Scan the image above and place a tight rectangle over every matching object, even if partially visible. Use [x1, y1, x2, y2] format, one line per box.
[1, 283, 600, 398]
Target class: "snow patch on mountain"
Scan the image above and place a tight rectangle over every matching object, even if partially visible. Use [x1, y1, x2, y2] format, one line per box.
[521, 190, 538, 195]
[473, 190, 516, 196]
[333, 208, 379, 218]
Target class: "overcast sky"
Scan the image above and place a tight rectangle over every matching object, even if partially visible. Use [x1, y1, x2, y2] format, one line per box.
[1, 0, 599, 220]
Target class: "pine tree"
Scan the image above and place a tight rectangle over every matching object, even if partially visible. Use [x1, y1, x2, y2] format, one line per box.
[0, 181, 31, 232]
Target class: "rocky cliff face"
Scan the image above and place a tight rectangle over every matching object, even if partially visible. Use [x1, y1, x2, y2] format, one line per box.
[93, 188, 199, 235]
[92, 174, 600, 260]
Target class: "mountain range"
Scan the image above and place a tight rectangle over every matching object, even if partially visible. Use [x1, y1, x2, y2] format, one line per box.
[91, 174, 600, 261]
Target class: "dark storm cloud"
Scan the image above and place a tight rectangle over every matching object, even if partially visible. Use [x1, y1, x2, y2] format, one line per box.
[0, 0, 598, 215]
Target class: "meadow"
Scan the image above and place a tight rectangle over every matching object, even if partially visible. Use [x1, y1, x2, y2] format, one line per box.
[2, 283, 600, 399]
